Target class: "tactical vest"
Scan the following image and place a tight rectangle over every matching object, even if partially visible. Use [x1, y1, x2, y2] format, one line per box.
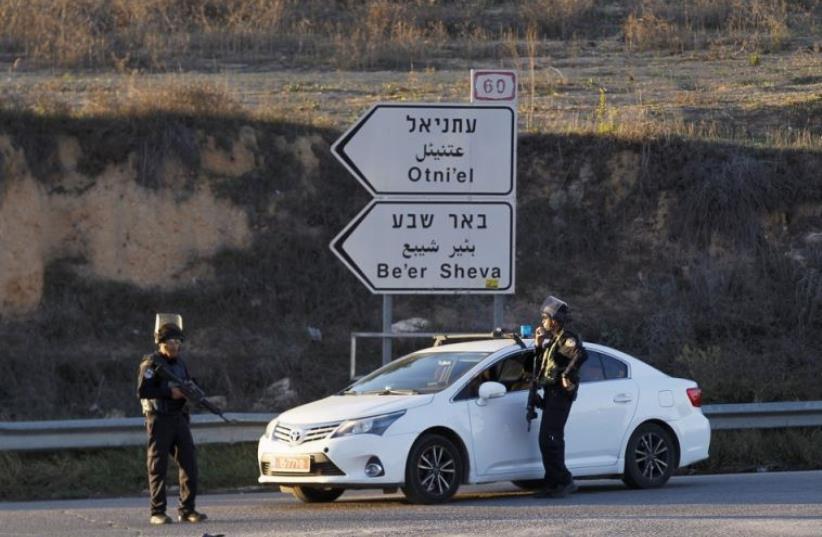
[540, 330, 585, 384]
[139, 353, 189, 415]
[539, 330, 566, 384]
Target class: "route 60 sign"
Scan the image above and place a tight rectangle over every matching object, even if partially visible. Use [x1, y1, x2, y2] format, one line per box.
[471, 70, 517, 103]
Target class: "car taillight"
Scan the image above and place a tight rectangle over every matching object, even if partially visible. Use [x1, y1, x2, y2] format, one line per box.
[686, 387, 702, 407]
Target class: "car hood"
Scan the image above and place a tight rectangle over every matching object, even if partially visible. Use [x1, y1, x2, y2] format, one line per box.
[277, 394, 434, 425]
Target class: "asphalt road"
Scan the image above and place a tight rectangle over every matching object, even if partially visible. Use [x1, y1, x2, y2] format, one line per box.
[1, 471, 820, 537]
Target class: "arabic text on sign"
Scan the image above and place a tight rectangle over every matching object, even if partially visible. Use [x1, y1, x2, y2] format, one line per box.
[415, 144, 465, 162]
[401, 240, 476, 259]
[402, 241, 440, 259]
[448, 239, 476, 258]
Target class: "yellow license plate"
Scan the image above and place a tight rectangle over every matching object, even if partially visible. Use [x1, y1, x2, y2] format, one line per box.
[271, 455, 311, 473]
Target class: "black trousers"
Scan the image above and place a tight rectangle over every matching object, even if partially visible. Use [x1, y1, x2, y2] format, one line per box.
[538, 385, 574, 488]
[145, 413, 198, 516]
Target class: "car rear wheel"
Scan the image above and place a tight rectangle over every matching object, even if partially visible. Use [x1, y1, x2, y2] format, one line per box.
[290, 486, 345, 503]
[511, 479, 547, 490]
[401, 433, 462, 504]
[622, 422, 676, 489]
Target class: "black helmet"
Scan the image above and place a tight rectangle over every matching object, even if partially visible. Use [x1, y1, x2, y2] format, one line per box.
[156, 323, 184, 344]
[540, 295, 569, 325]
[154, 313, 183, 344]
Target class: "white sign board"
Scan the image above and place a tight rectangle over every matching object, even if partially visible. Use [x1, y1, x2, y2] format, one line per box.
[471, 70, 517, 104]
[331, 200, 514, 293]
[332, 104, 515, 196]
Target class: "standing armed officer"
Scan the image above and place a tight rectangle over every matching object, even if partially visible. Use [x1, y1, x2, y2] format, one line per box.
[137, 314, 207, 525]
[532, 296, 587, 498]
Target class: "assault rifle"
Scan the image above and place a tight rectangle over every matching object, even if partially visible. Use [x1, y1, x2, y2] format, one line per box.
[490, 327, 540, 431]
[150, 358, 234, 424]
[526, 346, 542, 432]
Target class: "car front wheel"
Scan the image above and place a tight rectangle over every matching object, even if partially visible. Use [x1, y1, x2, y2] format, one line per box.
[290, 486, 345, 503]
[402, 433, 462, 504]
[622, 422, 676, 489]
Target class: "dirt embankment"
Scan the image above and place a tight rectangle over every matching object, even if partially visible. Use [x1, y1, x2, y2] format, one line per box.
[0, 134, 251, 314]
[0, 112, 820, 420]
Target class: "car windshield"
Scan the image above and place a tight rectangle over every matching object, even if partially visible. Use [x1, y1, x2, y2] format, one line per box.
[344, 351, 489, 395]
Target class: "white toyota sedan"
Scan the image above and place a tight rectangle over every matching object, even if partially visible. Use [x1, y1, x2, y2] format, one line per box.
[258, 335, 710, 504]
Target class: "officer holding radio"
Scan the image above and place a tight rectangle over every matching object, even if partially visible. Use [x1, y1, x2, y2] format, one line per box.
[532, 296, 587, 498]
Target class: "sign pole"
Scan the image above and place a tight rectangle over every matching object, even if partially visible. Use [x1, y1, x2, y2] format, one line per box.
[382, 294, 393, 366]
[471, 69, 518, 331]
[493, 295, 504, 329]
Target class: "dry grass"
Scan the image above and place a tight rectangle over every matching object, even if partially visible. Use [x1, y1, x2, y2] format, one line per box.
[623, 0, 815, 52]
[92, 79, 246, 119]
[522, 0, 598, 39]
[1, 0, 818, 152]
[2, 51, 820, 152]
[0, 1, 819, 70]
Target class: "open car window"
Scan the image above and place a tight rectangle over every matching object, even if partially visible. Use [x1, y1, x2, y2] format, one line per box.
[454, 350, 535, 400]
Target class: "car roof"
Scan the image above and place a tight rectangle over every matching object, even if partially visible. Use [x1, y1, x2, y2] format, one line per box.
[424, 339, 668, 378]
[419, 338, 521, 354]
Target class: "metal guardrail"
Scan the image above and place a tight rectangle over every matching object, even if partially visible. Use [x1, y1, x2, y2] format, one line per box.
[2, 402, 822, 452]
[0, 413, 275, 452]
[702, 401, 822, 430]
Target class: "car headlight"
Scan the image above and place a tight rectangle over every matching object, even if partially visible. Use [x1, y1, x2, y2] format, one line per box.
[265, 419, 278, 439]
[330, 410, 406, 439]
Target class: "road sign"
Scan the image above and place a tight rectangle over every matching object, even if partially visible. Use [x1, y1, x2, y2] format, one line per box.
[471, 70, 517, 103]
[332, 104, 515, 197]
[331, 200, 514, 293]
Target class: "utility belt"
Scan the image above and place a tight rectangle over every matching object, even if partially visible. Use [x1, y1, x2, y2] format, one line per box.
[538, 375, 579, 396]
[539, 373, 577, 387]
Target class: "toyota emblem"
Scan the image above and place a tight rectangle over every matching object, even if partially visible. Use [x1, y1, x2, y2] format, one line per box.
[289, 429, 303, 445]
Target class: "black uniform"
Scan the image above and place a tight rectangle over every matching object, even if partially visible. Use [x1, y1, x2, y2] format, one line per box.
[535, 329, 587, 489]
[137, 352, 198, 518]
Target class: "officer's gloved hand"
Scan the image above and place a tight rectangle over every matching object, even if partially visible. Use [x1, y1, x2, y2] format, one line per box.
[534, 326, 546, 348]
[561, 375, 576, 392]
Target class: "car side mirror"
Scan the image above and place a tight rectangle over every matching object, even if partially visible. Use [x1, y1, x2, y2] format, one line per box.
[477, 381, 506, 406]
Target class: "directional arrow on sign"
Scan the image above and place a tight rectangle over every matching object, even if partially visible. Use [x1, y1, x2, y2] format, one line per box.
[332, 103, 515, 197]
[330, 200, 514, 293]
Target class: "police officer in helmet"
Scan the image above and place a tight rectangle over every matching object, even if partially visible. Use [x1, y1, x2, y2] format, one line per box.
[533, 296, 587, 498]
[137, 314, 207, 525]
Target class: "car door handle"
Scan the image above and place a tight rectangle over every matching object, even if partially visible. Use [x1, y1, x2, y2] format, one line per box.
[613, 393, 633, 403]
